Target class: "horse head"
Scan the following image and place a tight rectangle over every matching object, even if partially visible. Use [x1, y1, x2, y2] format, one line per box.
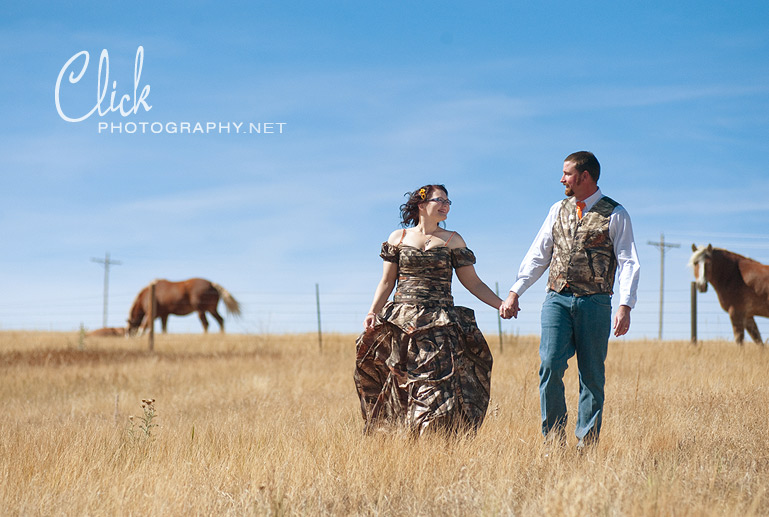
[689, 243, 713, 293]
[126, 290, 147, 336]
[126, 317, 141, 337]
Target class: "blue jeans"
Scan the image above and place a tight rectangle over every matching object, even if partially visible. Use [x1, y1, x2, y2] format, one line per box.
[539, 290, 612, 441]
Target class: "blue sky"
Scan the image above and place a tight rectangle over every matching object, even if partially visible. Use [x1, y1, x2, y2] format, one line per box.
[2, 1, 768, 340]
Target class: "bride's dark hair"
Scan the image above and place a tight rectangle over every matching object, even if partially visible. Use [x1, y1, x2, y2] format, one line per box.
[399, 184, 448, 227]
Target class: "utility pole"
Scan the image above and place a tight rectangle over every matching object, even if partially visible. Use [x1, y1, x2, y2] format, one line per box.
[647, 233, 679, 340]
[91, 252, 121, 327]
[315, 283, 322, 351]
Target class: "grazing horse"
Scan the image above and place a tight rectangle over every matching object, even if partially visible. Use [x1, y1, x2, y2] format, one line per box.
[689, 244, 769, 344]
[127, 278, 241, 336]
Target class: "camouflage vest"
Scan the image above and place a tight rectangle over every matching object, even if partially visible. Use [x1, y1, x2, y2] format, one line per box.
[547, 196, 619, 296]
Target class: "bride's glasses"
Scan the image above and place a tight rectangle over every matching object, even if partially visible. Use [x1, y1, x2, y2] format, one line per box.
[426, 197, 452, 206]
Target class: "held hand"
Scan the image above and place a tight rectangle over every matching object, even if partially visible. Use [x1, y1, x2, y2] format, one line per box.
[499, 291, 520, 320]
[613, 305, 631, 337]
[364, 312, 377, 332]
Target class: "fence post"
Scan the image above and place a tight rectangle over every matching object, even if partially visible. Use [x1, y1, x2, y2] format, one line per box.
[315, 283, 322, 351]
[149, 281, 156, 352]
[690, 281, 697, 344]
[495, 282, 503, 353]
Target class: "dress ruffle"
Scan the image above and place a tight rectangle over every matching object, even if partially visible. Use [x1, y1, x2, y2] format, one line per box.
[380, 242, 477, 269]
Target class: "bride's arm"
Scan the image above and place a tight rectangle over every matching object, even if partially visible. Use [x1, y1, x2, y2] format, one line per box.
[364, 261, 398, 330]
[456, 265, 503, 310]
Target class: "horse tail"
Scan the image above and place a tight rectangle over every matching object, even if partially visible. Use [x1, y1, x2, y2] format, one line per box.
[212, 282, 241, 317]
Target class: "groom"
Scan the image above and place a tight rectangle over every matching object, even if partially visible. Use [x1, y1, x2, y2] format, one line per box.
[500, 151, 640, 449]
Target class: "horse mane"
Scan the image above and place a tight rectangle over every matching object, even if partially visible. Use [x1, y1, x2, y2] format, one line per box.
[129, 286, 149, 317]
[713, 248, 762, 269]
[688, 245, 755, 268]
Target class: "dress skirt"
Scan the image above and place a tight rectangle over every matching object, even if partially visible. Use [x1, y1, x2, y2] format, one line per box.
[354, 301, 493, 435]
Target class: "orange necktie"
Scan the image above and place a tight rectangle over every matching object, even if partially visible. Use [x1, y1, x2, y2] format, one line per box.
[576, 201, 586, 220]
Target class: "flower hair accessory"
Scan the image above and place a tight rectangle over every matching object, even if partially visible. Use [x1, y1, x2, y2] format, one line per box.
[418, 188, 426, 200]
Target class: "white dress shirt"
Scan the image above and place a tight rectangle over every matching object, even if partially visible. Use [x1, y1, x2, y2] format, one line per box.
[510, 188, 641, 308]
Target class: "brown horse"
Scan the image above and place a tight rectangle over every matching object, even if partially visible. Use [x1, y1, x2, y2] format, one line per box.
[86, 327, 127, 337]
[127, 278, 241, 335]
[689, 244, 769, 344]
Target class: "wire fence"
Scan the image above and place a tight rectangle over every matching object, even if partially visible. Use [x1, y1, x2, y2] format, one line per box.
[0, 282, 765, 344]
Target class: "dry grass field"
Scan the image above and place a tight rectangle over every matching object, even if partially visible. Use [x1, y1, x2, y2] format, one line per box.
[1, 330, 768, 516]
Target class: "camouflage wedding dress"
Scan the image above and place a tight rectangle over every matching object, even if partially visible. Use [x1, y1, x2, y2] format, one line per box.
[354, 241, 493, 435]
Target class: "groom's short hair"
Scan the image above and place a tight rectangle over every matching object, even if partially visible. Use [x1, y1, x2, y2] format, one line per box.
[565, 151, 600, 183]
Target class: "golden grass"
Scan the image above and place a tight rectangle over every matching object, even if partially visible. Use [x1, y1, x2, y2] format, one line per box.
[1, 331, 768, 516]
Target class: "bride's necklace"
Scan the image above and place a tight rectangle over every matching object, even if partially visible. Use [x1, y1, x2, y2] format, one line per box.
[419, 227, 441, 249]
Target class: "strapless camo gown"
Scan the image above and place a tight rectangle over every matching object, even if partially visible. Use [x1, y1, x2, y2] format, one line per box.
[354, 242, 493, 435]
